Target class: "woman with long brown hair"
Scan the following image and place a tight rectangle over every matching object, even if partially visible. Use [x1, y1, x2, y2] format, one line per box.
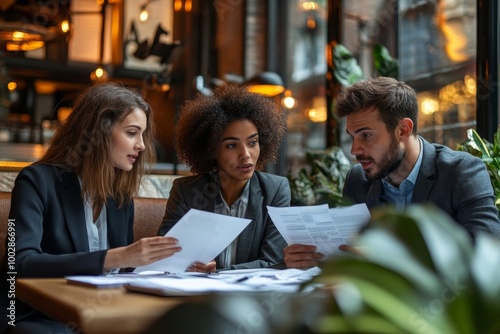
[2, 82, 181, 333]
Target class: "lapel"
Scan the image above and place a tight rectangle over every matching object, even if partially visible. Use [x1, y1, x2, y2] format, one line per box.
[106, 198, 127, 248]
[366, 180, 383, 207]
[59, 170, 89, 252]
[237, 173, 262, 260]
[412, 138, 437, 203]
[200, 173, 219, 211]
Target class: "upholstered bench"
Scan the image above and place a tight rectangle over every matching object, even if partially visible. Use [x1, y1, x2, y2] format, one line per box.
[0, 192, 168, 260]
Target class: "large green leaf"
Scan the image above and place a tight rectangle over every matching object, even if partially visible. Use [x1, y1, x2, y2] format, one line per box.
[331, 43, 364, 87]
[457, 128, 500, 212]
[373, 44, 399, 78]
[309, 258, 457, 334]
[305, 204, 500, 334]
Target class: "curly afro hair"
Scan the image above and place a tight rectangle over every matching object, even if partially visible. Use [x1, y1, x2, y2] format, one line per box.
[175, 84, 287, 174]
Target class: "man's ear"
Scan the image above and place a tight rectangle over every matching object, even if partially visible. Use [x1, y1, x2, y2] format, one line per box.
[398, 118, 414, 139]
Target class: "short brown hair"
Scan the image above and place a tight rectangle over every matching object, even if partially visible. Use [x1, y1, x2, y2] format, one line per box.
[334, 77, 419, 134]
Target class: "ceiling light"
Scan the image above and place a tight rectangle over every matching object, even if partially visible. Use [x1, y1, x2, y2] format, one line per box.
[245, 72, 285, 97]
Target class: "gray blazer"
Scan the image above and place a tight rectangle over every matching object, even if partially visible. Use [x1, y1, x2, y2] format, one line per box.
[157, 171, 290, 269]
[343, 137, 500, 237]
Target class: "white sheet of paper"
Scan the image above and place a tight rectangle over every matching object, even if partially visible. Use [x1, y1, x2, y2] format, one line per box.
[134, 209, 251, 274]
[267, 203, 370, 258]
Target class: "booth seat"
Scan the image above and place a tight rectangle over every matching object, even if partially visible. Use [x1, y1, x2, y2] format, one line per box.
[0, 192, 167, 261]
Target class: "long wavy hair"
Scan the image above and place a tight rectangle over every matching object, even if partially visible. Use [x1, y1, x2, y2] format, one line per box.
[175, 84, 287, 174]
[37, 82, 156, 210]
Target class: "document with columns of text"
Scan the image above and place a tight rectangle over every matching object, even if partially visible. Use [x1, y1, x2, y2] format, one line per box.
[267, 203, 370, 259]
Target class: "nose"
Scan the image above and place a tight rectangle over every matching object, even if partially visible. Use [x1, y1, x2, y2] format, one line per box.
[135, 136, 145, 151]
[240, 146, 251, 159]
[350, 138, 362, 156]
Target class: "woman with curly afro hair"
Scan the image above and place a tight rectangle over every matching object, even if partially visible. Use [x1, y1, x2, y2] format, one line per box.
[158, 84, 290, 272]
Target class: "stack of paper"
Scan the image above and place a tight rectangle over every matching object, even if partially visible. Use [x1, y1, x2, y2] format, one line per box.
[267, 203, 370, 258]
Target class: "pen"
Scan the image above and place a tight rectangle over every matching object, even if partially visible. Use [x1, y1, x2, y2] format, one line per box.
[235, 276, 250, 283]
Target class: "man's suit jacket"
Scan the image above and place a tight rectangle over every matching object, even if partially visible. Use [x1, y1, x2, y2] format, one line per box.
[158, 171, 290, 269]
[9, 164, 134, 277]
[343, 137, 500, 237]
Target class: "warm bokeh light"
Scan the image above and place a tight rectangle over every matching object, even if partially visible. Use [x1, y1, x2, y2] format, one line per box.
[464, 75, 476, 95]
[7, 82, 17, 92]
[281, 90, 298, 109]
[139, 9, 149, 22]
[437, 1, 468, 62]
[421, 98, 439, 115]
[302, 1, 319, 11]
[184, 0, 192, 12]
[60, 20, 70, 33]
[307, 107, 327, 122]
[90, 66, 108, 81]
[174, 0, 182, 11]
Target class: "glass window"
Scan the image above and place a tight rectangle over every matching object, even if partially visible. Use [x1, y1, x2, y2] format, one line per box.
[399, 0, 476, 149]
[284, 0, 328, 176]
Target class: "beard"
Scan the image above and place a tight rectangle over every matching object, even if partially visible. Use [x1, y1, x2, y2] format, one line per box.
[362, 136, 405, 181]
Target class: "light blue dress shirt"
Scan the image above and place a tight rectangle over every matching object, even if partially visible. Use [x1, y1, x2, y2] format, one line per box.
[381, 138, 423, 210]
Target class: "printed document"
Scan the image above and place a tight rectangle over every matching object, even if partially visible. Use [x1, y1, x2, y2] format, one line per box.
[267, 203, 370, 258]
[134, 208, 251, 273]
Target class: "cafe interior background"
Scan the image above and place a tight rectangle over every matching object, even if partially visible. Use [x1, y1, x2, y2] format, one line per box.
[0, 0, 494, 193]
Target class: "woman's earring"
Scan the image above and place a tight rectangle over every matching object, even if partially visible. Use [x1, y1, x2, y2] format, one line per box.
[212, 162, 218, 173]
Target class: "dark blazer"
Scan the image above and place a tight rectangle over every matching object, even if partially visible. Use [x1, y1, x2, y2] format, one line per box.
[8, 164, 134, 277]
[343, 137, 500, 237]
[157, 171, 290, 270]
[0, 164, 134, 329]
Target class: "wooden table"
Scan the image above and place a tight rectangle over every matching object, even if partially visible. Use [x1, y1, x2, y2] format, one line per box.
[16, 278, 195, 334]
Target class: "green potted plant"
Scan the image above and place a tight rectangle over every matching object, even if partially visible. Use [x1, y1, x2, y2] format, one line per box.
[305, 204, 500, 333]
[457, 128, 500, 211]
[288, 146, 352, 207]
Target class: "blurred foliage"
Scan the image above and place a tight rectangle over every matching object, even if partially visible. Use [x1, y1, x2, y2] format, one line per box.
[331, 42, 398, 88]
[288, 146, 352, 207]
[304, 204, 500, 334]
[373, 44, 399, 78]
[331, 43, 364, 87]
[457, 128, 500, 211]
[149, 205, 500, 334]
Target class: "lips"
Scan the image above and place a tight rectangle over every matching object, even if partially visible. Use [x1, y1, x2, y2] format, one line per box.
[238, 163, 254, 172]
[127, 154, 138, 164]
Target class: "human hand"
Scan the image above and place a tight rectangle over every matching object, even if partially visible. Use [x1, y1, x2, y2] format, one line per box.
[339, 244, 364, 256]
[283, 244, 323, 269]
[104, 236, 182, 270]
[186, 260, 217, 273]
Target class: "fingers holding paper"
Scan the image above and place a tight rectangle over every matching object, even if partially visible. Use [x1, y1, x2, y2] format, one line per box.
[187, 260, 217, 273]
[104, 236, 182, 270]
[283, 244, 324, 269]
[339, 244, 365, 256]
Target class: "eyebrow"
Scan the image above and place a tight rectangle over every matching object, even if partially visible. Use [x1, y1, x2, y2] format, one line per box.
[346, 127, 372, 135]
[124, 125, 142, 130]
[221, 132, 258, 142]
